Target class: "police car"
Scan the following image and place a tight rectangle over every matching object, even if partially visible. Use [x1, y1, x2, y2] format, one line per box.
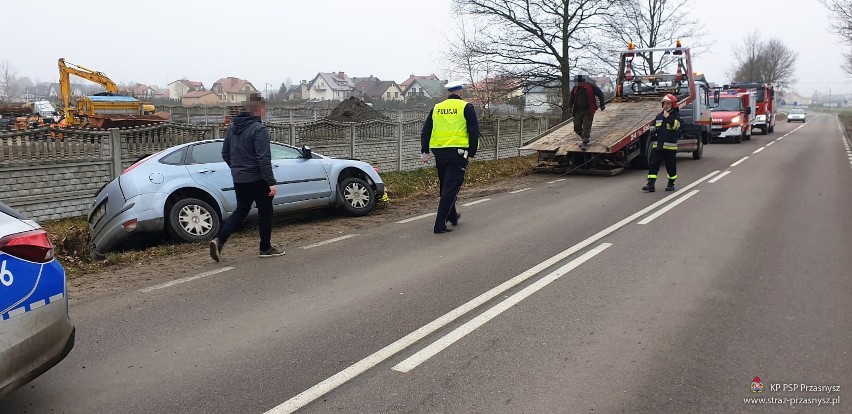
[0, 202, 74, 399]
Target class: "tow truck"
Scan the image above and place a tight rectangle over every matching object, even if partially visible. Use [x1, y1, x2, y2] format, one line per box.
[520, 42, 714, 175]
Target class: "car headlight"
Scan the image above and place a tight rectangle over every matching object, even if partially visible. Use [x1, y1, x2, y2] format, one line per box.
[755, 115, 766, 122]
[730, 116, 740, 124]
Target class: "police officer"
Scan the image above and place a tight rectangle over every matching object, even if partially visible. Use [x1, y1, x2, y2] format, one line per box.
[420, 81, 480, 233]
[643, 94, 682, 192]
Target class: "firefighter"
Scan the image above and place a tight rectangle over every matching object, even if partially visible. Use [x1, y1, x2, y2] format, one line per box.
[420, 81, 480, 233]
[568, 74, 606, 149]
[643, 94, 682, 192]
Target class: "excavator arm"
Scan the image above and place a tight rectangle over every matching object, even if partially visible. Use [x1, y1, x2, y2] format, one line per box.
[58, 58, 119, 121]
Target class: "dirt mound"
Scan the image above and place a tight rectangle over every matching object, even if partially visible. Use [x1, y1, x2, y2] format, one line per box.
[326, 97, 389, 122]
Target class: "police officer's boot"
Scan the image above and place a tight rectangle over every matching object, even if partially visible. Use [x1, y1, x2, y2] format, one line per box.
[665, 179, 676, 192]
[642, 178, 656, 192]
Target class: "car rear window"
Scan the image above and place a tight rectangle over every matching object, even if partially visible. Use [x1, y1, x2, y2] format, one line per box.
[188, 142, 225, 164]
[159, 148, 185, 165]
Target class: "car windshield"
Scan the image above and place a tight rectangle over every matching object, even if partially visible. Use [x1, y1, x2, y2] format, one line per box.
[791, 109, 805, 114]
[713, 97, 742, 111]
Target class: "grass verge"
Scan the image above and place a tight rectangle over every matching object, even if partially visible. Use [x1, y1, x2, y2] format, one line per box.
[39, 154, 539, 278]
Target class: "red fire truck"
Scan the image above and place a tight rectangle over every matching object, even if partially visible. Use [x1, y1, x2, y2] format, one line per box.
[726, 82, 776, 135]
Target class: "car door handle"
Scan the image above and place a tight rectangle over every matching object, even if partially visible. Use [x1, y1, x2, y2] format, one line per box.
[273, 164, 279, 168]
[197, 169, 215, 174]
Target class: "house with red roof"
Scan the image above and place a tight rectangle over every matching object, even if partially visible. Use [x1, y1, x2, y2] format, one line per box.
[211, 77, 259, 104]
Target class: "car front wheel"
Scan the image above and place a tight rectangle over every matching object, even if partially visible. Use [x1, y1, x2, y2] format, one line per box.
[167, 197, 220, 242]
[338, 177, 375, 216]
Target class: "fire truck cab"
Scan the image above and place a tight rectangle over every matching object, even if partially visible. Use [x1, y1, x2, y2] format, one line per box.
[727, 82, 776, 134]
[711, 89, 756, 143]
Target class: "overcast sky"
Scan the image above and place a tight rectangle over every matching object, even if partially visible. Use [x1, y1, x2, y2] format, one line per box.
[2, 0, 850, 97]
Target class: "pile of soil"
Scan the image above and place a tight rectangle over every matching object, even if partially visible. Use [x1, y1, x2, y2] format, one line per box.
[326, 97, 389, 122]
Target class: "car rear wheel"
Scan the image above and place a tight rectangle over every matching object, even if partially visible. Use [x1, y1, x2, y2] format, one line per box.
[337, 177, 375, 216]
[167, 197, 220, 242]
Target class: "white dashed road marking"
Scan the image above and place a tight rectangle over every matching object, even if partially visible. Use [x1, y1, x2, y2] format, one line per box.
[638, 190, 701, 225]
[396, 213, 435, 224]
[731, 156, 749, 167]
[140, 266, 235, 293]
[462, 198, 490, 207]
[300, 234, 359, 249]
[509, 187, 531, 194]
[708, 171, 732, 183]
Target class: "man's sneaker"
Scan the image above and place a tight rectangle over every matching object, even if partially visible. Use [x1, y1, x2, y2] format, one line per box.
[259, 246, 286, 258]
[209, 238, 221, 262]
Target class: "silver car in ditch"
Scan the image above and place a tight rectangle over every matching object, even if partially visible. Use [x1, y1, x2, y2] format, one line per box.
[0, 202, 74, 399]
[88, 140, 385, 258]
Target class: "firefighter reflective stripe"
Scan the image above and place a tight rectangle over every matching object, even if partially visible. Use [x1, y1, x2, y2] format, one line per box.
[648, 174, 658, 179]
[655, 119, 680, 130]
[651, 142, 678, 150]
[430, 99, 469, 148]
[668, 175, 678, 180]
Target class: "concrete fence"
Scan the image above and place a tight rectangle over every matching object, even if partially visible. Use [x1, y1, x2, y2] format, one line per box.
[0, 115, 546, 222]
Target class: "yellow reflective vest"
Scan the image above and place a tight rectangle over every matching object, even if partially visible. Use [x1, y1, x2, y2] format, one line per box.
[430, 99, 469, 148]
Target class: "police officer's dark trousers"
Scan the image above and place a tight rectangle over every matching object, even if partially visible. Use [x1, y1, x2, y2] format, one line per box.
[433, 148, 467, 232]
[648, 148, 677, 181]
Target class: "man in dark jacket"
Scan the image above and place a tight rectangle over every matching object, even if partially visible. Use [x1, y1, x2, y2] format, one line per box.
[642, 94, 682, 192]
[209, 94, 284, 261]
[420, 81, 479, 233]
[568, 75, 606, 149]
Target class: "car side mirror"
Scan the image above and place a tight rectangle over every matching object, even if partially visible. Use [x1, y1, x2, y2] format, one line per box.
[301, 145, 312, 159]
[746, 107, 752, 115]
[713, 90, 720, 105]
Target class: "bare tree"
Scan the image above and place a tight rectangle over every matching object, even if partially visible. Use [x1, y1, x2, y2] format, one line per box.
[0, 60, 20, 101]
[442, 17, 507, 118]
[729, 32, 797, 88]
[452, 0, 623, 121]
[843, 48, 852, 76]
[598, 0, 710, 75]
[821, 0, 852, 76]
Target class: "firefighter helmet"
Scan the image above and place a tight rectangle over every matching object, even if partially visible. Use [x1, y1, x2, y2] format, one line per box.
[661, 94, 678, 109]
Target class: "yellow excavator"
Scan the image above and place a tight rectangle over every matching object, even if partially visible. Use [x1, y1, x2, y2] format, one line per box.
[58, 58, 169, 128]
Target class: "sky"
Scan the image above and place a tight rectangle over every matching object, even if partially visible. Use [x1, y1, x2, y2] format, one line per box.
[2, 0, 850, 97]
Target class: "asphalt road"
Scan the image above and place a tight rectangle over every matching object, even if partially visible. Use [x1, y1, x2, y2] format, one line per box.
[3, 114, 850, 413]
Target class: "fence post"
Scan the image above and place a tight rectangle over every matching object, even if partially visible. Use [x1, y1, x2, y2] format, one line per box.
[211, 126, 220, 140]
[397, 117, 403, 172]
[290, 124, 296, 147]
[518, 113, 524, 156]
[289, 108, 293, 124]
[204, 107, 209, 126]
[350, 124, 356, 158]
[109, 128, 122, 179]
[186, 107, 190, 124]
[495, 118, 501, 160]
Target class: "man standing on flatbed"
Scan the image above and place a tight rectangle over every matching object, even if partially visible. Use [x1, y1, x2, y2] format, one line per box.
[568, 75, 606, 149]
